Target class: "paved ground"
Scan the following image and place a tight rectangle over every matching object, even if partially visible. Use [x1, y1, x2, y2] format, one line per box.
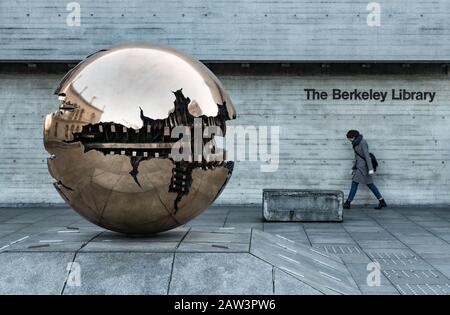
[1, 205, 450, 295]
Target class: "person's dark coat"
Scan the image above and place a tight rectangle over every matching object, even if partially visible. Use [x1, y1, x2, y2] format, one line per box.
[352, 134, 374, 184]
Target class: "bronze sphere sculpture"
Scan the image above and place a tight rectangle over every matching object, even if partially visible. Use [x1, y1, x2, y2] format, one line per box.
[44, 43, 236, 234]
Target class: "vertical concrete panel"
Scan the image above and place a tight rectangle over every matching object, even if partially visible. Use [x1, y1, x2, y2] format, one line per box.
[0, 72, 63, 204]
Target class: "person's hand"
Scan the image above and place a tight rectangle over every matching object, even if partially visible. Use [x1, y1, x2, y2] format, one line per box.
[349, 169, 355, 175]
[368, 170, 374, 175]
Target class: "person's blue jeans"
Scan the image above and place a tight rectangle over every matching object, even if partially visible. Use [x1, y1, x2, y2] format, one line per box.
[348, 181, 382, 202]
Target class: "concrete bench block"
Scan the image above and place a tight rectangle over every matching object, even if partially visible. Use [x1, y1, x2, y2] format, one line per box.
[263, 189, 344, 222]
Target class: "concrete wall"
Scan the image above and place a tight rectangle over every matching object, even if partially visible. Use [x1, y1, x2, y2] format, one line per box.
[1, 70, 449, 205]
[1, 0, 450, 62]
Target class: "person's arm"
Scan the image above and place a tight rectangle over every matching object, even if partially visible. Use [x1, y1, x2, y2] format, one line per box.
[362, 141, 374, 174]
[348, 151, 356, 174]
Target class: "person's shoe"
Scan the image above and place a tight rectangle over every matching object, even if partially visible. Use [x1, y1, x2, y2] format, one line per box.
[343, 200, 351, 209]
[374, 199, 387, 210]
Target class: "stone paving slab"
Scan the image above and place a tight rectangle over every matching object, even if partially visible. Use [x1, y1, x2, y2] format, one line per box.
[0, 252, 74, 294]
[356, 239, 408, 249]
[10, 242, 85, 252]
[176, 242, 250, 253]
[169, 253, 274, 295]
[406, 244, 450, 256]
[374, 258, 432, 270]
[349, 232, 397, 241]
[2, 230, 100, 252]
[64, 253, 173, 294]
[183, 231, 251, 244]
[16, 224, 83, 233]
[183, 226, 252, 233]
[357, 284, 400, 295]
[0, 223, 29, 233]
[273, 268, 322, 295]
[271, 232, 310, 245]
[2, 213, 58, 224]
[365, 248, 418, 260]
[312, 244, 371, 264]
[344, 263, 409, 295]
[395, 283, 450, 295]
[224, 223, 264, 230]
[0, 232, 36, 252]
[80, 241, 180, 252]
[426, 260, 450, 278]
[307, 233, 356, 245]
[398, 237, 449, 246]
[250, 229, 360, 295]
[382, 269, 449, 285]
[263, 222, 305, 230]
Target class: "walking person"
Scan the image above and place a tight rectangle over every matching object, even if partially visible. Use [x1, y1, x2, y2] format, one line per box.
[343, 130, 387, 210]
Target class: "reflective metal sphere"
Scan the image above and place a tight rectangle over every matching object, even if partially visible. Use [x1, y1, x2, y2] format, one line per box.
[44, 43, 236, 234]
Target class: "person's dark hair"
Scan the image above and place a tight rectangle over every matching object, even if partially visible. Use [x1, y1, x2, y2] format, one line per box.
[346, 130, 360, 139]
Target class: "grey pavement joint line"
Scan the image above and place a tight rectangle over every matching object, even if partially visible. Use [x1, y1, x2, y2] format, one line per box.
[175, 228, 191, 250]
[167, 229, 190, 295]
[249, 228, 253, 252]
[60, 231, 104, 295]
[166, 253, 176, 295]
[60, 251, 78, 295]
[222, 208, 232, 227]
[303, 225, 313, 247]
[272, 267, 275, 294]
